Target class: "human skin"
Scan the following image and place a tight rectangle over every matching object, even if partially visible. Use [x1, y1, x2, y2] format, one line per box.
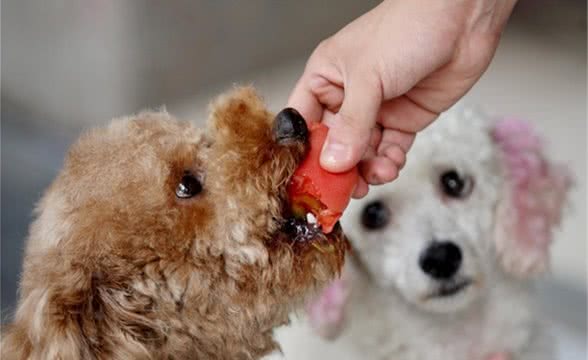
[288, 0, 518, 197]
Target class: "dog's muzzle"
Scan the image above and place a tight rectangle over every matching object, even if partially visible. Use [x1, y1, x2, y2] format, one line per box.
[419, 241, 462, 280]
[273, 108, 308, 145]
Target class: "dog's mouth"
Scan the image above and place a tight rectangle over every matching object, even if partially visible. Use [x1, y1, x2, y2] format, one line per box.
[425, 278, 472, 300]
[282, 214, 322, 242]
[279, 215, 345, 252]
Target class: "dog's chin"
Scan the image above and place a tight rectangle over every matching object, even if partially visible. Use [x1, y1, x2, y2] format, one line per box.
[417, 278, 479, 314]
[270, 218, 348, 276]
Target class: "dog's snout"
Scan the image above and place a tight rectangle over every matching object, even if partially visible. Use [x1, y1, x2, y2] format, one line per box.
[419, 241, 462, 280]
[273, 108, 308, 145]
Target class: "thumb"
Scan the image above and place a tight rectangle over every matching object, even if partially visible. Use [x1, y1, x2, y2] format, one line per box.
[320, 73, 381, 172]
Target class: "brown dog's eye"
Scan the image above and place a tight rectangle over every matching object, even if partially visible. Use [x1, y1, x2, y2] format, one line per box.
[176, 173, 202, 199]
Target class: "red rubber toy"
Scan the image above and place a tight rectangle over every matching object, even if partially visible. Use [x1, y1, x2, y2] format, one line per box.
[287, 122, 359, 233]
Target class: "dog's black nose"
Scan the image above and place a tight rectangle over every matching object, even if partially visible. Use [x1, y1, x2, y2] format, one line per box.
[273, 108, 308, 144]
[419, 241, 462, 280]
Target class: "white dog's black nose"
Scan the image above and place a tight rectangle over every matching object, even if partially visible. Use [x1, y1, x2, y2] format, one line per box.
[273, 108, 308, 145]
[419, 241, 462, 280]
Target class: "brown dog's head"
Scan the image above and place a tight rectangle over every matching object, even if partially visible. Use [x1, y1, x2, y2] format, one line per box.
[3, 87, 346, 359]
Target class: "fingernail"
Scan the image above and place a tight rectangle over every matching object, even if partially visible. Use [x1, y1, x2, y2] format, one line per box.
[321, 139, 352, 170]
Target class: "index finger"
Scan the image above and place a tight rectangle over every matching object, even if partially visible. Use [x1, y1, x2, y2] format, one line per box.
[287, 73, 324, 124]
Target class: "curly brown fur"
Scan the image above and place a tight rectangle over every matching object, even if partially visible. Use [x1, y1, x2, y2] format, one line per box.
[1, 87, 347, 359]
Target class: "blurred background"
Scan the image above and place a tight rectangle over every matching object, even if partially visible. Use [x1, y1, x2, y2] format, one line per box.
[1, 0, 586, 358]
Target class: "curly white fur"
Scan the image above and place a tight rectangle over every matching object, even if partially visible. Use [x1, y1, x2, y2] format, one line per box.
[267, 105, 570, 360]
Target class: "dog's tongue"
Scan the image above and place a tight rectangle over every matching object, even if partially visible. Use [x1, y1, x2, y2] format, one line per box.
[287, 122, 359, 233]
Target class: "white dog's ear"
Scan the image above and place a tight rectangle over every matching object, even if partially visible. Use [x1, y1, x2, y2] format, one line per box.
[491, 118, 572, 278]
[306, 278, 350, 340]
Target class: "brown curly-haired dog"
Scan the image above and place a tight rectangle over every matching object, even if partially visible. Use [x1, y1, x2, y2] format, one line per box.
[1, 87, 347, 359]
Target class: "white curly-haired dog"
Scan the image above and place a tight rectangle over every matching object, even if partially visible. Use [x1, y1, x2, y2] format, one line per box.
[268, 106, 571, 360]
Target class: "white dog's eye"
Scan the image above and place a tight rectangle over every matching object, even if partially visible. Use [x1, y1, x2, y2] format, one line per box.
[440, 170, 473, 198]
[176, 173, 202, 199]
[361, 201, 390, 230]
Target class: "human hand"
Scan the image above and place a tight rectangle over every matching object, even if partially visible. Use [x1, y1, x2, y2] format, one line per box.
[288, 0, 517, 197]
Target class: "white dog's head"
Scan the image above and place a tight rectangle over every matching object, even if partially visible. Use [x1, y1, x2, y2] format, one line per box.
[307, 106, 571, 337]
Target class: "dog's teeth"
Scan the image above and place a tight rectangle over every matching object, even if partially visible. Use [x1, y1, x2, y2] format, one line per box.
[306, 213, 317, 224]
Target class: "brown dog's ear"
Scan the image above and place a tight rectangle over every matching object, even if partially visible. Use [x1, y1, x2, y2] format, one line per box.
[207, 86, 272, 143]
[491, 119, 572, 278]
[306, 278, 350, 340]
[1, 252, 96, 359]
[2, 241, 159, 359]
